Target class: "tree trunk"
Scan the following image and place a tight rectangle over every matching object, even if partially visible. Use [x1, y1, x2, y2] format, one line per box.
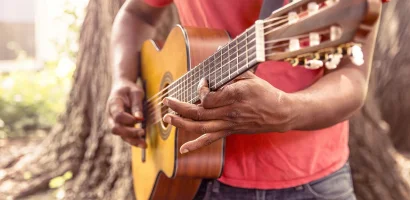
[0, 1, 178, 199]
[348, 2, 410, 199]
[0, 1, 409, 200]
[372, 0, 410, 152]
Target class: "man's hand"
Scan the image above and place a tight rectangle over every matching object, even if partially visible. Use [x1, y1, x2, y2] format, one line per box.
[162, 72, 296, 154]
[107, 79, 146, 148]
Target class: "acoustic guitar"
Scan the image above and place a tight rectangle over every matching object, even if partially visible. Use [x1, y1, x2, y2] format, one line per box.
[132, 0, 381, 199]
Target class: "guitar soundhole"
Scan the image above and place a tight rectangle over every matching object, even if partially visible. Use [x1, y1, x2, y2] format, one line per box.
[159, 72, 173, 140]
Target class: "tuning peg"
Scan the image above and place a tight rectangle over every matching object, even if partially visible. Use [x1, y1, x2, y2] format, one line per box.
[348, 45, 364, 66]
[309, 32, 321, 46]
[288, 12, 299, 24]
[325, 53, 343, 70]
[285, 57, 299, 67]
[305, 59, 324, 70]
[330, 26, 342, 41]
[289, 38, 300, 51]
[325, 0, 339, 6]
[308, 2, 319, 15]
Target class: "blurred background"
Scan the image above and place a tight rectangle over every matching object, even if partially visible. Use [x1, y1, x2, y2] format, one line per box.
[0, 0, 410, 200]
[0, 0, 86, 139]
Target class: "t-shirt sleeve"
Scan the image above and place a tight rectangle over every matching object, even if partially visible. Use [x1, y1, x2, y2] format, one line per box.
[143, 0, 173, 7]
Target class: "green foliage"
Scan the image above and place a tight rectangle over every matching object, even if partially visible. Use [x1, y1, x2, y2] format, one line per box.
[0, 0, 85, 138]
[0, 62, 74, 138]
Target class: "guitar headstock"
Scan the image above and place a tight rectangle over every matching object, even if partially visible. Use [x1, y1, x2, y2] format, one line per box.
[254, 0, 381, 70]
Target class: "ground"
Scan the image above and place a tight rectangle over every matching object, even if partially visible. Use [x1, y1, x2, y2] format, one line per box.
[1, 135, 410, 200]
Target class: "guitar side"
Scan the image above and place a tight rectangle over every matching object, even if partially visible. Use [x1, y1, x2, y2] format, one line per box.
[132, 25, 230, 200]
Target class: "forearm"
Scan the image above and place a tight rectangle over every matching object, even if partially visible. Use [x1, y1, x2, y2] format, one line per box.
[110, 0, 162, 83]
[287, 20, 380, 131]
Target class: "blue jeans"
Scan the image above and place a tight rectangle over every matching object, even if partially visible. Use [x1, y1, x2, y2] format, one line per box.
[194, 162, 356, 200]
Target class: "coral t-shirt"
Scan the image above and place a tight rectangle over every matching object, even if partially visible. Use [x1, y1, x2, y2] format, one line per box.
[143, 0, 349, 189]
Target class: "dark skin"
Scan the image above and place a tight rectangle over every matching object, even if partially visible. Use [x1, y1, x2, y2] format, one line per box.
[108, 0, 380, 153]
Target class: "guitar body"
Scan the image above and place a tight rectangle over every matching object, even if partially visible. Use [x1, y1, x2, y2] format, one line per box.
[132, 25, 230, 200]
[131, 1, 381, 199]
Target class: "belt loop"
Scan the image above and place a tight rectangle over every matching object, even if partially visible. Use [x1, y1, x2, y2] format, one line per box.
[212, 180, 220, 193]
[203, 180, 213, 200]
[295, 185, 304, 191]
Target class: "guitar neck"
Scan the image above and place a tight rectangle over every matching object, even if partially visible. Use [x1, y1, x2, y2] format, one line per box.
[168, 26, 261, 104]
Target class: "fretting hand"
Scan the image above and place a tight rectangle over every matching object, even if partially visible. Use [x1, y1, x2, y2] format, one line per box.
[162, 72, 296, 154]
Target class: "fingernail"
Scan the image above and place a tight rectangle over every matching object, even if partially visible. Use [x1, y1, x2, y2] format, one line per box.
[134, 111, 143, 119]
[163, 98, 169, 106]
[181, 149, 189, 154]
[163, 115, 171, 124]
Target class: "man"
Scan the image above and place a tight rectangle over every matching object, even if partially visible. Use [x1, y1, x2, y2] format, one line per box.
[107, 0, 381, 199]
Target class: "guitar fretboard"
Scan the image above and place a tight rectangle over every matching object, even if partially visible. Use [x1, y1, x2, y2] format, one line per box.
[165, 26, 258, 104]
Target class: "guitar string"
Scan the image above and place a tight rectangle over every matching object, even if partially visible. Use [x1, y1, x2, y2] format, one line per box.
[144, 26, 324, 113]
[146, 40, 256, 107]
[143, 12, 324, 120]
[143, 19, 288, 107]
[263, 15, 287, 23]
[146, 55, 259, 124]
[145, 31, 256, 104]
[144, 34, 256, 106]
[144, 27, 333, 120]
[144, 46, 257, 118]
[144, 14, 292, 104]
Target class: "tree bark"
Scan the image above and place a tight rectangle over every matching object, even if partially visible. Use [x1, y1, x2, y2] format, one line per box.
[348, 2, 410, 199]
[0, 1, 409, 200]
[372, 0, 410, 152]
[0, 1, 178, 199]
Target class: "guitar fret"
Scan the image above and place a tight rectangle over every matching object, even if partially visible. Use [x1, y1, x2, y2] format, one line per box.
[189, 68, 194, 102]
[178, 26, 257, 94]
[209, 55, 215, 89]
[246, 30, 249, 72]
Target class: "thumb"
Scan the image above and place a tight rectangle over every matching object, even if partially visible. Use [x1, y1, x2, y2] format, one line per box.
[129, 88, 145, 120]
[197, 78, 210, 103]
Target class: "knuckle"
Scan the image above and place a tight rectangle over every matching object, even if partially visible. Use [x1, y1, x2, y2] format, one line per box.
[200, 125, 207, 134]
[203, 138, 214, 146]
[113, 112, 123, 123]
[131, 88, 145, 97]
[226, 110, 240, 120]
[186, 107, 198, 120]
[232, 87, 243, 101]
[228, 122, 238, 132]
[116, 86, 130, 94]
[111, 124, 121, 135]
[194, 108, 204, 121]
[174, 118, 185, 129]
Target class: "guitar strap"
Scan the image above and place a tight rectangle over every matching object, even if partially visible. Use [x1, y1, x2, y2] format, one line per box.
[259, 0, 286, 19]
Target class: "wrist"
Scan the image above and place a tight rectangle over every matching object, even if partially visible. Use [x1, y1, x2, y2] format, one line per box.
[279, 92, 304, 132]
[113, 74, 136, 83]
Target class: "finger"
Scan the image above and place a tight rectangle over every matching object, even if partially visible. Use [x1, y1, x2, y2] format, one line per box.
[179, 132, 229, 154]
[233, 71, 256, 81]
[202, 84, 241, 109]
[163, 113, 234, 134]
[163, 97, 219, 120]
[108, 97, 138, 125]
[112, 123, 145, 138]
[197, 78, 210, 103]
[163, 97, 239, 121]
[108, 97, 125, 117]
[114, 112, 139, 126]
[129, 88, 145, 120]
[122, 136, 147, 148]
